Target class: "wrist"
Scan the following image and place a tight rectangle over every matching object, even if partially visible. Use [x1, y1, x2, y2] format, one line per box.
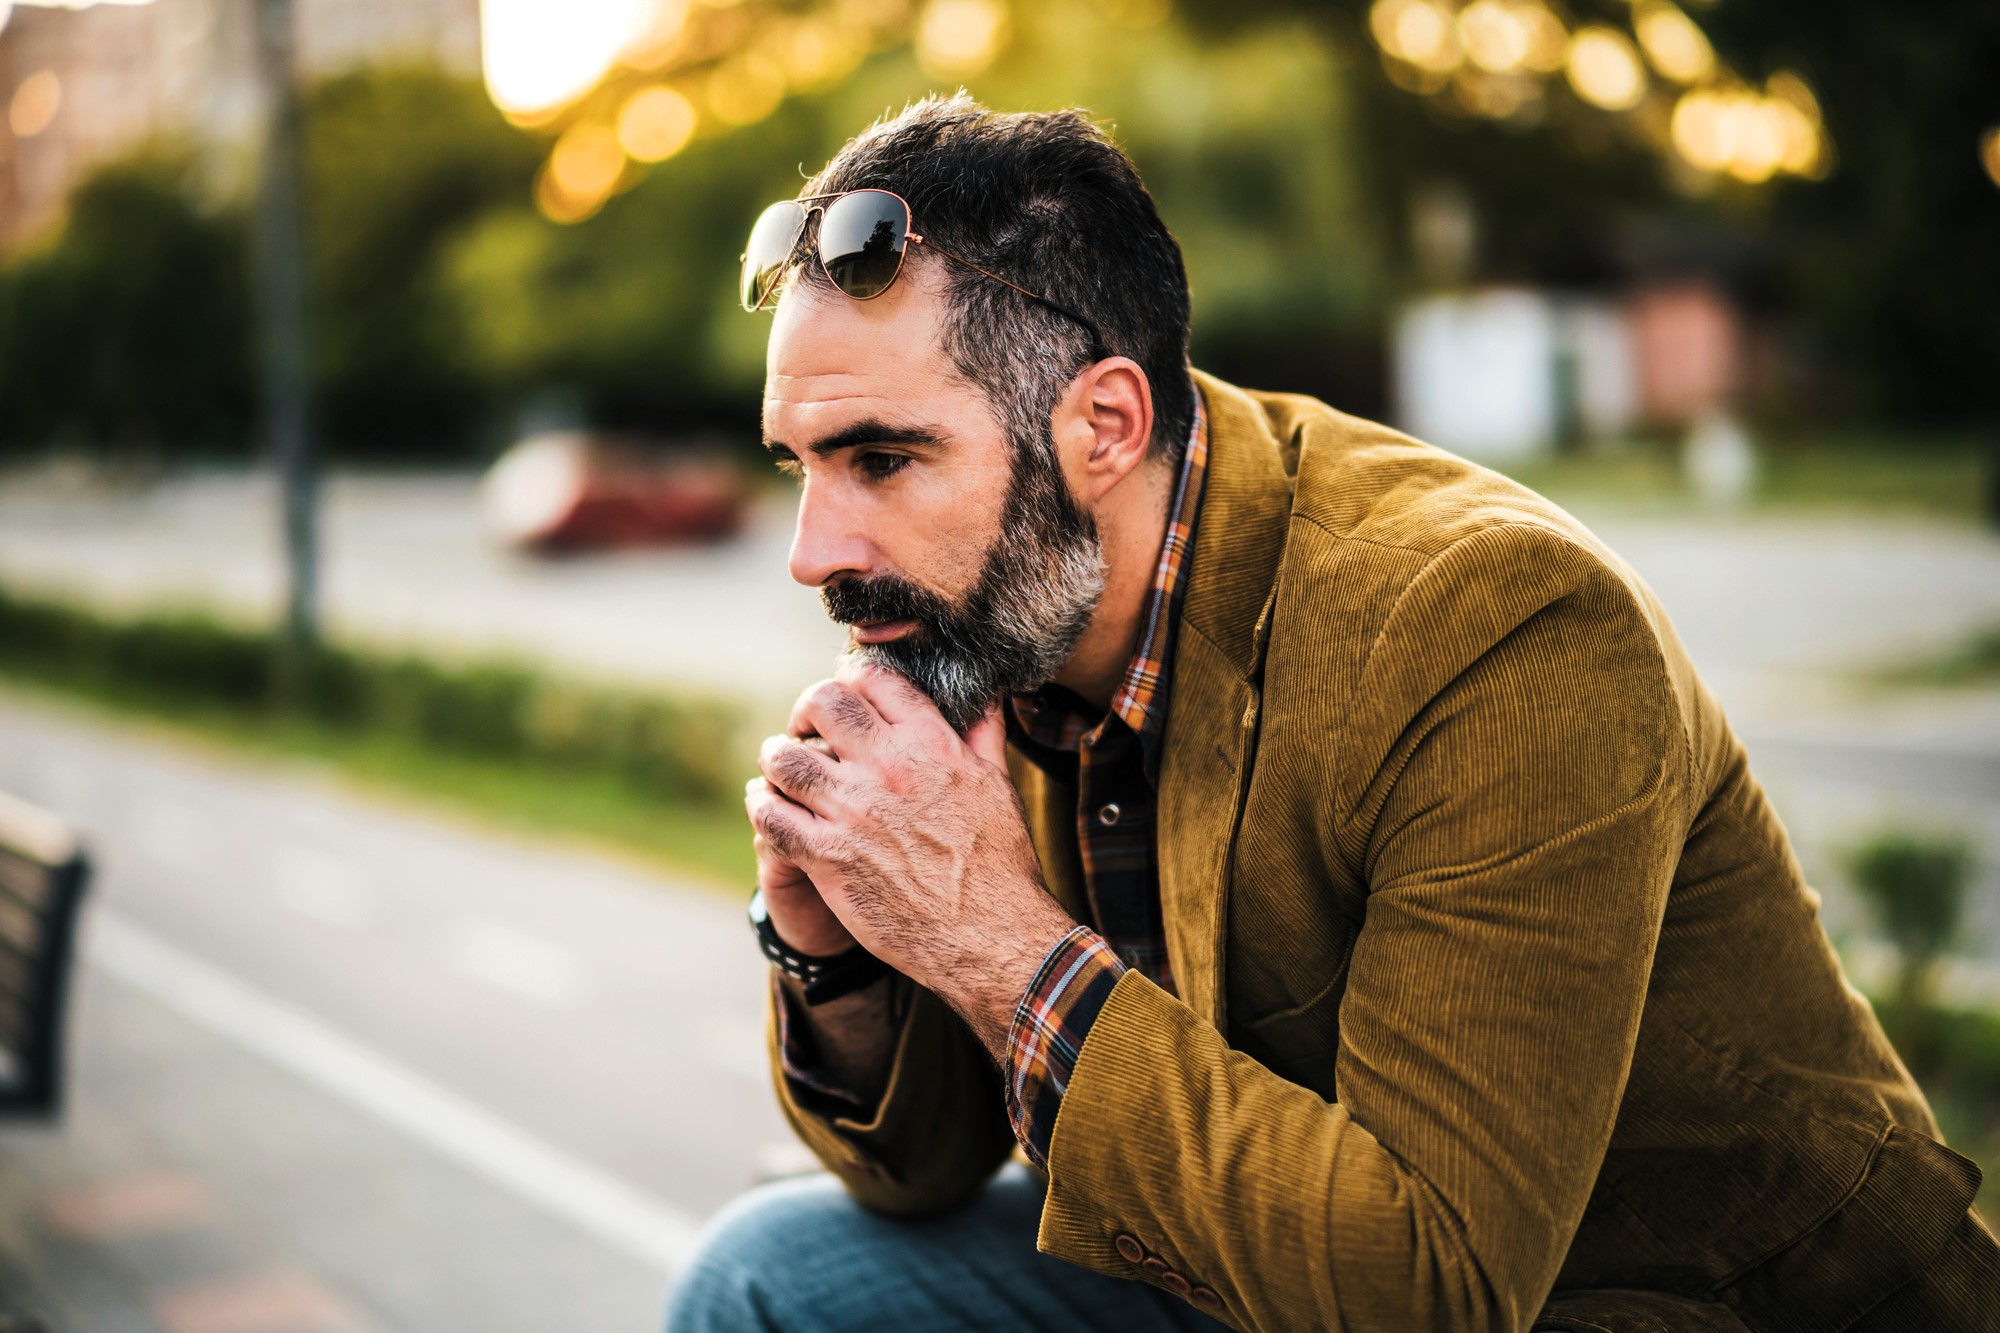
[937, 898, 1078, 1062]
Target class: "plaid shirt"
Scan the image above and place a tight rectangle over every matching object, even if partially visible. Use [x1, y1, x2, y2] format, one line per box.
[776, 391, 1209, 1158]
[1000, 394, 1207, 1167]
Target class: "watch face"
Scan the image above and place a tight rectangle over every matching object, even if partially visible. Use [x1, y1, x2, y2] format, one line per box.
[747, 887, 768, 926]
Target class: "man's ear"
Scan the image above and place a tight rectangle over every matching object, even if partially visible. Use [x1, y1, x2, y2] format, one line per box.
[1054, 357, 1154, 503]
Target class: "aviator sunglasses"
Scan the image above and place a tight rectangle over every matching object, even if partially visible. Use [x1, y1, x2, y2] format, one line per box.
[739, 188, 1109, 358]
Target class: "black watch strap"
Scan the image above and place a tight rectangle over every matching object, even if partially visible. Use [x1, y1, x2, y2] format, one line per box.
[748, 888, 890, 1006]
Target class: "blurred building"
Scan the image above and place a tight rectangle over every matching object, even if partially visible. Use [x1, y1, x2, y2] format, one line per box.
[0, 0, 480, 254]
[1393, 280, 1755, 462]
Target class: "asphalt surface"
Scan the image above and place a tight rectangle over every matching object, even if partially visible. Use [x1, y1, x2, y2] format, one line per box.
[0, 697, 796, 1332]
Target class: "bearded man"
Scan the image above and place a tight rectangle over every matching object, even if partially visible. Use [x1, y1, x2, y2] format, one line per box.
[663, 97, 1996, 1332]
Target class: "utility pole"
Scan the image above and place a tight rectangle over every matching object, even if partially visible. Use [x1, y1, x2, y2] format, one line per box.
[253, 0, 318, 682]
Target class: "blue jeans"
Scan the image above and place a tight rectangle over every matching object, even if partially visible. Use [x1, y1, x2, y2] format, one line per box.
[665, 1162, 1580, 1332]
[664, 1162, 1224, 1332]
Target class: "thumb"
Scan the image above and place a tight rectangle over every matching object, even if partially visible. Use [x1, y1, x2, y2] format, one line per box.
[965, 703, 1009, 769]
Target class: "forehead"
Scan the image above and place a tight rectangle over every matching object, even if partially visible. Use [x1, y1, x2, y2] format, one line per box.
[762, 270, 979, 435]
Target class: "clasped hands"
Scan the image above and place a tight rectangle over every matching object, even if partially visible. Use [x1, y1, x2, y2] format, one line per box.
[745, 661, 1077, 1058]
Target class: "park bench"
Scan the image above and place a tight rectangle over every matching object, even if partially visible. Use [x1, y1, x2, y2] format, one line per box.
[0, 790, 89, 1118]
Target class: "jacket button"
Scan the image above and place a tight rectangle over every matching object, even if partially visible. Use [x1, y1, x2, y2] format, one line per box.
[1162, 1272, 1191, 1297]
[1191, 1286, 1223, 1310]
[1113, 1233, 1144, 1264]
[1141, 1256, 1168, 1277]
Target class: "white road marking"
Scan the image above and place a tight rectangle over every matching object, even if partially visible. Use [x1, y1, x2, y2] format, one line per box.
[440, 917, 593, 1011]
[87, 908, 702, 1272]
[270, 847, 374, 930]
[132, 796, 208, 873]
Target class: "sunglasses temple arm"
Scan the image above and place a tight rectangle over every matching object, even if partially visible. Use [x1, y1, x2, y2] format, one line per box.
[922, 240, 1110, 359]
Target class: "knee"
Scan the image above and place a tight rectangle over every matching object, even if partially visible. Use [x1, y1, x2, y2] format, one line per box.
[663, 1174, 863, 1333]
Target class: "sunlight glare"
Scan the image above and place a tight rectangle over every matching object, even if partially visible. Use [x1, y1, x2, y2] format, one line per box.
[482, 0, 660, 120]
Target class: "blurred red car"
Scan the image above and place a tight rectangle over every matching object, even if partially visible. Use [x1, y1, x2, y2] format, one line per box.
[480, 433, 749, 553]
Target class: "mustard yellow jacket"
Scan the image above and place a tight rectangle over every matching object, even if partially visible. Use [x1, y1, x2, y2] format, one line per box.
[768, 372, 1995, 1332]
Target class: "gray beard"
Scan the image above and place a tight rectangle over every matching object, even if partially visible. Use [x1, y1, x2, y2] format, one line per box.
[826, 428, 1105, 734]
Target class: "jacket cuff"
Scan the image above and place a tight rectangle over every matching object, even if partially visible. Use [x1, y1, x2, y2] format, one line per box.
[1004, 925, 1127, 1167]
[772, 973, 891, 1120]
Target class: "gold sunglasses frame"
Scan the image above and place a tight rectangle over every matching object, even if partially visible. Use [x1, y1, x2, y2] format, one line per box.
[740, 188, 1109, 359]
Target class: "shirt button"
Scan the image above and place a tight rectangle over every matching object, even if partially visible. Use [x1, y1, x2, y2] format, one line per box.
[1097, 803, 1122, 826]
[1113, 1233, 1144, 1264]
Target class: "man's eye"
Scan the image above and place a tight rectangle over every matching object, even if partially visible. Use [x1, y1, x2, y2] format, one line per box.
[774, 456, 803, 481]
[857, 452, 910, 480]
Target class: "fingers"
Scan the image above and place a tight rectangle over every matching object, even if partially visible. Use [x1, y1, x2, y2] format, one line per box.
[758, 734, 844, 813]
[964, 703, 1009, 769]
[787, 678, 885, 757]
[837, 657, 949, 732]
[744, 775, 823, 866]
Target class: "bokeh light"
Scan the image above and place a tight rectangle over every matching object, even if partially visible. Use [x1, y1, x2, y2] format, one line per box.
[538, 121, 626, 223]
[1518, 3, 1568, 75]
[916, 0, 1008, 78]
[704, 52, 787, 126]
[1670, 80, 1826, 183]
[481, 0, 659, 121]
[1458, 1, 1530, 75]
[7, 69, 61, 139]
[1371, 0, 1461, 75]
[1982, 127, 2000, 190]
[616, 85, 696, 162]
[1633, 0, 1714, 85]
[1565, 26, 1646, 111]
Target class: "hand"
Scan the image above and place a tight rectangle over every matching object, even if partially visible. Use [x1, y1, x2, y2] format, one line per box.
[745, 662, 1077, 1057]
[749, 825, 857, 959]
[746, 735, 857, 958]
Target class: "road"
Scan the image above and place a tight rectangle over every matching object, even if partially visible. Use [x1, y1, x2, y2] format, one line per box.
[0, 697, 795, 1332]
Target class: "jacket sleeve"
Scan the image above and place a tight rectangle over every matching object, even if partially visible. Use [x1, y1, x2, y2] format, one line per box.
[767, 976, 1017, 1216]
[1033, 526, 1693, 1332]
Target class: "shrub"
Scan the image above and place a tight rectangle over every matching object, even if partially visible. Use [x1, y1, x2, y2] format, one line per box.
[1848, 827, 1978, 1015]
[0, 586, 739, 805]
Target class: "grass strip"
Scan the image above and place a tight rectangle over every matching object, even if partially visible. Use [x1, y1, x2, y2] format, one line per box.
[0, 585, 755, 889]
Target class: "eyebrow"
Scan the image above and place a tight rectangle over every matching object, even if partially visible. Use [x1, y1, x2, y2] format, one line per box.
[764, 419, 947, 459]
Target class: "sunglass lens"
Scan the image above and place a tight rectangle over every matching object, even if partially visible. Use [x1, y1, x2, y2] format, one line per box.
[741, 201, 807, 310]
[818, 190, 909, 300]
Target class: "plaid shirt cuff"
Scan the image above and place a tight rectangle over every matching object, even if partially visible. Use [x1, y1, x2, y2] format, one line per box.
[1004, 925, 1127, 1168]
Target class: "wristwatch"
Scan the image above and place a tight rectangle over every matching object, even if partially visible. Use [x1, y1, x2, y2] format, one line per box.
[748, 888, 890, 1006]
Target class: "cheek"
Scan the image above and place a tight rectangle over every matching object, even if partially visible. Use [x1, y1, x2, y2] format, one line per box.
[880, 463, 1008, 598]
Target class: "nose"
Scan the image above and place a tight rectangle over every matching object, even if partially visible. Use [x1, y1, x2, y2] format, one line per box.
[787, 477, 874, 590]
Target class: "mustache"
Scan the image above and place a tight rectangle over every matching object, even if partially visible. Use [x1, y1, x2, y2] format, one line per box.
[821, 573, 954, 634]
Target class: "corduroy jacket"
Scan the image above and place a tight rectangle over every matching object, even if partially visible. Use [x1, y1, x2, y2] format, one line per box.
[766, 370, 1996, 1332]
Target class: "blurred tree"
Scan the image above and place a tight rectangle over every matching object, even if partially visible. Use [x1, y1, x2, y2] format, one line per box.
[1849, 828, 1976, 1018]
[301, 66, 542, 456]
[1704, 0, 2000, 428]
[0, 150, 252, 461]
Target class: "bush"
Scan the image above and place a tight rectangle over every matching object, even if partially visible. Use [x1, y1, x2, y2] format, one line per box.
[1848, 827, 1978, 1015]
[0, 585, 740, 805]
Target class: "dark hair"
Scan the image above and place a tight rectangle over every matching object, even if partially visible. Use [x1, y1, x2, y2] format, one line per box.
[795, 95, 1195, 466]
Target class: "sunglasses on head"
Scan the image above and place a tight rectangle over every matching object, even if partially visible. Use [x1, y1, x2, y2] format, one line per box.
[739, 187, 1109, 359]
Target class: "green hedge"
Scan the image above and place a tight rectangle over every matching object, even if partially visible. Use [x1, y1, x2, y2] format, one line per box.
[0, 586, 741, 805]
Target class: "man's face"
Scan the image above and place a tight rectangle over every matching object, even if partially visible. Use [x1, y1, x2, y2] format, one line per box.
[763, 267, 1104, 732]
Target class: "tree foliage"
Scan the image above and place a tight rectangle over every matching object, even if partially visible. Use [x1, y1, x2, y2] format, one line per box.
[0, 149, 252, 458]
